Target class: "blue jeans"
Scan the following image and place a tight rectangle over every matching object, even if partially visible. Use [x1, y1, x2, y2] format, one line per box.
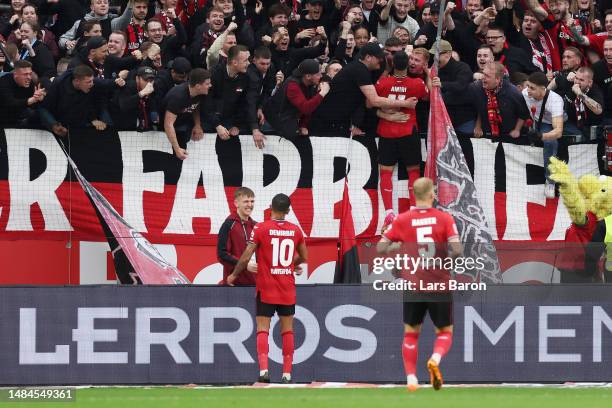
[563, 122, 583, 136]
[455, 120, 475, 135]
[539, 123, 557, 182]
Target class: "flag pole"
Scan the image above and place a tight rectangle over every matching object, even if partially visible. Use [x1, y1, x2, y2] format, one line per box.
[337, 130, 355, 278]
[428, 0, 447, 204]
[432, 0, 447, 74]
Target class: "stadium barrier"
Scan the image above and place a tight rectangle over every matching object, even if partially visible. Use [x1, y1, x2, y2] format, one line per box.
[0, 128, 606, 284]
[1, 284, 611, 385]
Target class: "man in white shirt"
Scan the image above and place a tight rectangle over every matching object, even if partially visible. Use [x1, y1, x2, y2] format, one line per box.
[377, 0, 420, 44]
[522, 71, 565, 198]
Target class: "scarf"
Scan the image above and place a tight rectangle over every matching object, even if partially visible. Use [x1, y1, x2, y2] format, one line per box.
[484, 81, 503, 137]
[529, 33, 553, 73]
[201, 27, 222, 55]
[138, 97, 150, 131]
[160, 10, 175, 32]
[182, 0, 204, 19]
[574, 90, 587, 128]
[126, 20, 145, 52]
[88, 59, 104, 78]
[19, 39, 37, 60]
[498, 41, 509, 65]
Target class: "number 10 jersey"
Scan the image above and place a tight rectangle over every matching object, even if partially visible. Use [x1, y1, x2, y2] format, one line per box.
[250, 219, 305, 305]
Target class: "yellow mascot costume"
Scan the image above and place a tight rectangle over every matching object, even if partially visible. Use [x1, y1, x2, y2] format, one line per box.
[548, 157, 612, 282]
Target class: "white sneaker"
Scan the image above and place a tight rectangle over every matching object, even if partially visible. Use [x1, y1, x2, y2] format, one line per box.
[407, 374, 419, 392]
[544, 182, 556, 199]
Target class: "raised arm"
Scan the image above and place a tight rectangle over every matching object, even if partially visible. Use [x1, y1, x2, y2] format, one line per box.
[525, 0, 549, 21]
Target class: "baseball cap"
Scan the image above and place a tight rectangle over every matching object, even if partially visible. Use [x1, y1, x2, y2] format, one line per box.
[429, 40, 453, 54]
[170, 57, 192, 75]
[292, 59, 321, 77]
[429, 2, 441, 14]
[306, 0, 324, 4]
[360, 42, 385, 59]
[86, 36, 107, 52]
[136, 66, 156, 80]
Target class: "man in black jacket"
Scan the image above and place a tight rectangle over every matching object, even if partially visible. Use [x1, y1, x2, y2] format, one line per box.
[486, 24, 538, 75]
[190, 6, 226, 68]
[592, 38, 612, 126]
[0, 60, 46, 127]
[104, 31, 141, 79]
[38, 64, 111, 137]
[162, 68, 219, 160]
[264, 59, 329, 140]
[501, 10, 558, 77]
[430, 40, 475, 133]
[68, 36, 107, 77]
[270, 25, 327, 77]
[145, 17, 187, 66]
[111, 66, 157, 131]
[254, 3, 291, 47]
[246, 46, 282, 149]
[210, 44, 251, 139]
[469, 62, 529, 141]
[155, 57, 192, 101]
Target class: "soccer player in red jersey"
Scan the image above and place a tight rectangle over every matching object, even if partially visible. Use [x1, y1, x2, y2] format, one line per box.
[227, 193, 307, 384]
[375, 51, 429, 231]
[377, 178, 462, 391]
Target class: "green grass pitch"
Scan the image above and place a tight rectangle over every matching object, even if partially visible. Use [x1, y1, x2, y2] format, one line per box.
[3, 386, 612, 408]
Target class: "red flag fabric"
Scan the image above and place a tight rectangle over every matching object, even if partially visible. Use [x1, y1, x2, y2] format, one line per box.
[65, 153, 190, 285]
[425, 83, 503, 283]
[334, 180, 361, 283]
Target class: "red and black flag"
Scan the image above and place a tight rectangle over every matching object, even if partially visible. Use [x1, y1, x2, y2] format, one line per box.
[425, 78, 502, 283]
[334, 180, 361, 283]
[64, 147, 190, 285]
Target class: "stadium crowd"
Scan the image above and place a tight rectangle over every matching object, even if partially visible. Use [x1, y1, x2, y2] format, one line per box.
[0, 0, 610, 198]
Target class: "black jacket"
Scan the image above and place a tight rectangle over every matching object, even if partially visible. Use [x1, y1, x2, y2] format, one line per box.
[39, 69, 110, 130]
[246, 63, 277, 130]
[271, 41, 326, 77]
[438, 58, 475, 127]
[495, 44, 538, 75]
[189, 23, 223, 68]
[210, 63, 250, 127]
[110, 80, 158, 131]
[468, 79, 530, 138]
[37, 0, 86, 39]
[21, 41, 57, 87]
[263, 76, 321, 140]
[446, 19, 486, 72]
[0, 74, 37, 127]
[104, 54, 140, 79]
[158, 18, 188, 66]
[154, 68, 181, 101]
[414, 22, 444, 51]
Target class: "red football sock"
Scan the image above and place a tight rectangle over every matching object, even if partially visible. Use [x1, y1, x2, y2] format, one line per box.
[380, 169, 393, 211]
[256, 331, 269, 371]
[433, 331, 453, 360]
[408, 168, 420, 206]
[282, 331, 294, 374]
[402, 332, 419, 376]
